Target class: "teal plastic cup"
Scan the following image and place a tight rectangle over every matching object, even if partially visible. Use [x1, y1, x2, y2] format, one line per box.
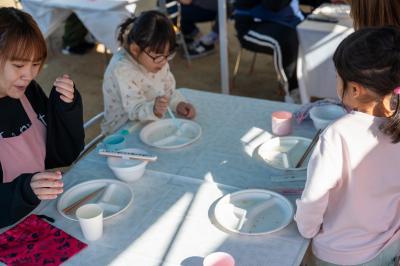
[103, 134, 126, 151]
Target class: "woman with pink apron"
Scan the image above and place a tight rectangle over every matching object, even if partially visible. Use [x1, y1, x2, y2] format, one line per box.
[0, 7, 85, 228]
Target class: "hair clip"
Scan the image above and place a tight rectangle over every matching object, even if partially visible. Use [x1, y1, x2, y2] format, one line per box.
[394, 87, 400, 95]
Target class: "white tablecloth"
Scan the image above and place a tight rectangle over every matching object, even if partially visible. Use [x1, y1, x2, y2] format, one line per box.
[87, 89, 317, 189]
[297, 6, 353, 103]
[1, 89, 316, 265]
[21, 0, 156, 52]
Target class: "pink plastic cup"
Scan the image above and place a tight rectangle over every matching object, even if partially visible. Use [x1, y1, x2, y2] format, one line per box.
[203, 252, 235, 266]
[271, 111, 293, 136]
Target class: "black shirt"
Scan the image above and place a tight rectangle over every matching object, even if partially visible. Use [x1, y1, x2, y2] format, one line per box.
[0, 80, 85, 228]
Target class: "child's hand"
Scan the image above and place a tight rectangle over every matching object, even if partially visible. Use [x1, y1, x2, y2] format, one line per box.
[176, 102, 196, 119]
[154, 95, 170, 118]
[53, 74, 75, 103]
[30, 171, 64, 200]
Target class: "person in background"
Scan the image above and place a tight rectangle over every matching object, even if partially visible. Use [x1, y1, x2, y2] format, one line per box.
[0, 8, 85, 227]
[101, 10, 196, 134]
[349, 0, 400, 30]
[295, 27, 400, 265]
[62, 13, 95, 55]
[233, 0, 304, 95]
[179, 0, 219, 58]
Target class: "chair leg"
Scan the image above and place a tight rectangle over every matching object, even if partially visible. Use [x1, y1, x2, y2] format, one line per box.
[231, 48, 242, 89]
[178, 33, 191, 68]
[249, 52, 257, 75]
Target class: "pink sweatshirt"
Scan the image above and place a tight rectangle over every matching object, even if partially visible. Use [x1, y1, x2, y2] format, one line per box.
[295, 111, 400, 265]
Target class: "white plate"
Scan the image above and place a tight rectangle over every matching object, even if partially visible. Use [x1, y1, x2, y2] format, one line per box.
[315, 4, 350, 19]
[213, 189, 294, 235]
[57, 179, 133, 221]
[257, 136, 312, 171]
[140, 118, 202, 149]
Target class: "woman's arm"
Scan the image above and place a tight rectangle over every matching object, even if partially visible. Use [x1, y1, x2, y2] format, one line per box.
[45, 85, 84, 168]
[0, 172, 40, 228]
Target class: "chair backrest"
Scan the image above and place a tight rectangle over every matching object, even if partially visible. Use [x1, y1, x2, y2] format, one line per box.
[158, 0, 182, 28]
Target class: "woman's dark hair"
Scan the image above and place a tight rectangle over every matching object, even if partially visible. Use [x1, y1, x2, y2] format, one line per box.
[117, 10, 176, 54]
[0, 7, 47, 68]
[350, 0, 400, 30]
[333, 26, 400, 143]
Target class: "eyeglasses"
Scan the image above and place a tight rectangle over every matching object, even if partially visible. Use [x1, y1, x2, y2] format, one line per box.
[143, 49, 176, 64]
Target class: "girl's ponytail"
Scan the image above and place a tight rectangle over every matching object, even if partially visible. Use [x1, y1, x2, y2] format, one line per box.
[382, 92, 400, 143]
[116, 11, 175, 54]
[117, 16, 136, 46]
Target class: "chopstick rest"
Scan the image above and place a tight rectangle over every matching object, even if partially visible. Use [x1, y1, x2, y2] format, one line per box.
[98, 149, 157, 162]
[63, 186, 106, 215]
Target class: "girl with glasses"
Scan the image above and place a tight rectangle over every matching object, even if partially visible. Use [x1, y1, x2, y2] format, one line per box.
[101, 10, 196, 134]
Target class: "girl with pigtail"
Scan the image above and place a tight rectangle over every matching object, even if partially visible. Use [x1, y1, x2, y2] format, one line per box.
[296, 27, 400, 265]
[101, 10, 196, 134]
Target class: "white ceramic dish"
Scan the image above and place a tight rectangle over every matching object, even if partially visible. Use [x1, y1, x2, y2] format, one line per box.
[57, 179, 133, 221]
[212, 189, 294, 235]
[140, 118, 201, 149]
[107, 148, 148, 182]
[257, 136, 312, 170]
[309, 105, 347, 129]
[316, 4, 350, 19]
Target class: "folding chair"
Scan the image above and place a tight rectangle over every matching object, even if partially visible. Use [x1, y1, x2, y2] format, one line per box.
[232, 30, 291, 102]
[76, 111, 105, 161]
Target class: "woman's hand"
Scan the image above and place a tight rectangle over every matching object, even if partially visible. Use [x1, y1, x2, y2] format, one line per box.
[176, 102, 196, 119]
[154, 95, 170, 118]
[30, 171, 64, 200]
[54, 74, 75, 103]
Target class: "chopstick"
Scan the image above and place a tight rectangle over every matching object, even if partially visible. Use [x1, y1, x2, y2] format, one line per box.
[295, 129, 322, 168]
[63, 186, 106, 215]
[98, 149, 157, 162]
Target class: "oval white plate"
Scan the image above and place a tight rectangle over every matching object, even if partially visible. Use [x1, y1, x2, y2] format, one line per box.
[317, 4, 350, 18]
[140, 118, 201, 149]
[257, 136, 312, 171]
[213, 189, 294, 235]
[57, 179, 133, 221]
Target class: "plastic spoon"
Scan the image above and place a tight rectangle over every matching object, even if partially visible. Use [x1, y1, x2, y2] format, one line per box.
[167, 107, 180, 129]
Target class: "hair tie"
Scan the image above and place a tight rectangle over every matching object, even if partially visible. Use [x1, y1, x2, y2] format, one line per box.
[394, 87, 400, 95]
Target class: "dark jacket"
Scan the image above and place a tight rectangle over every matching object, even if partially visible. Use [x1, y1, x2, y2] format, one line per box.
[234, 0, 304, 29]
[192, 0, 218, 12]
[0, 80, 84, 228]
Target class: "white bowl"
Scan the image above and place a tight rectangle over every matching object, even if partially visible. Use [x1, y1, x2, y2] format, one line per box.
[309, 105, 346, 129]
[107, 148, 148, 182]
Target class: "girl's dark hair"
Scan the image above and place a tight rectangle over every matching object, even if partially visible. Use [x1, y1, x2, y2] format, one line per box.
[117, 10, 176, 54]
[333, 26, 400, 143]
[0, 7, 47, 67]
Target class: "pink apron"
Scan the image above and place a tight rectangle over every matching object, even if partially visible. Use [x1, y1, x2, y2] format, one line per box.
[0, 94, 46, 183]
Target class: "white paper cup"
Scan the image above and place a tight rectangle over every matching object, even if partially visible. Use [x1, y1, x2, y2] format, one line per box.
[76, 204, 103, 241]
[203, 252, 235, 266]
